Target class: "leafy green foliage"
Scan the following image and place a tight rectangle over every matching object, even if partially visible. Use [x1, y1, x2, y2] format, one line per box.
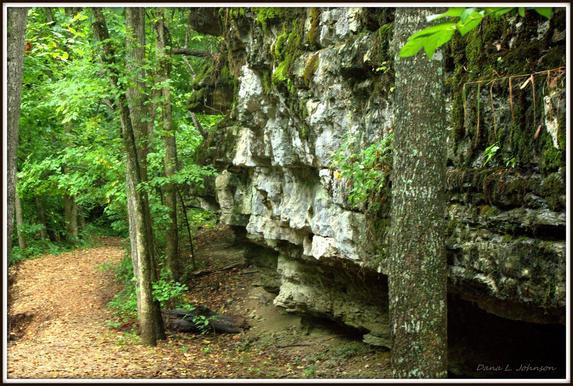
[175, 305, 217, 335]
[152, 279, 189, 309]
[10, 240, 61, 265]
[400, 7, 554, 59]
[188, 208, 218, 232]
[332, 133, 394, 213]
[15, 7, 222, 260]
[9, 236, 94, 265]
[192, 315, 212, 335]
[483, 143, 500, 166]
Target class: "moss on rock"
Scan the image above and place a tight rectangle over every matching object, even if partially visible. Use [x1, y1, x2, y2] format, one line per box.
[302, 53, 320, 87]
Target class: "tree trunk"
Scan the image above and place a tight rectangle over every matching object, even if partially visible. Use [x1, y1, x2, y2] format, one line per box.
[156, 8, 182, 282]
[64, 194, 78, 240]
[7, 7, 28, 259]
[388, 8, 448, 378]
[91, 7, 165, 346]
[63, 123, 79, 241]
[44, 8, 54, 24]
[125, 6, 166, 344]
[126, 172, 142, 318]
[64, 7, 82, 18]
[35, 196, 49, 239]
[14, 186, 27, 250]
[177, 188, 196, 270]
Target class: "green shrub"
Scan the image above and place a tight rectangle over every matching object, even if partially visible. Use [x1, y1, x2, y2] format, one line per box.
[108, 284, 138, 322]
[332, 133, 394, 213]
[152, 278, 189, 309]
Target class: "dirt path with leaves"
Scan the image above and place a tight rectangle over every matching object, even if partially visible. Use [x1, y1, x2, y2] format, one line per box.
[7, 237, 242, 379]
[8, 233, 391, 380]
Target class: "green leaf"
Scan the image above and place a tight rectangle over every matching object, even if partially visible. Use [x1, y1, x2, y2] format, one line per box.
[426, 7, 463, 22]
[409, 22, 456, 39]
[72, 12, 88, 22]
[423, 29, 455, 59]
[534, 7, 553, 19]
[486, 7, 514, 19]
[518, 7, 525, 17]
[399, 37, 424, 57]
[460, 8, 477, 23]
[456, 13, 484, 36]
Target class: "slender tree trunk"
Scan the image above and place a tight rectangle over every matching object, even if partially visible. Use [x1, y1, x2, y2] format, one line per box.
[78, 209, 85, 230]
[177, 188, 196, 270]
[7, 7, 28, 259]
[388, 8, 448, 378]
[14, 186, 27, 250]
[35, 196, 48, 239]
[91, 7, 165, 346]
[63, 123, 79, 241]
[64, 194, 78, 240]
[64, 7, 82, 18]
[125, 6, 166, 344]
[126, 172, 142, 318]
[44, 8, 54, 24]
[156, 8, 182, 281]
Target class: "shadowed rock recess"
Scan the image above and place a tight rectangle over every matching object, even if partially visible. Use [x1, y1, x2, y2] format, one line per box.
[194, 8, 566, 377]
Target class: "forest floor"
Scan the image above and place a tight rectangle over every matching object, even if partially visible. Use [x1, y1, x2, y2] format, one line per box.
[7, 226, 391, 379]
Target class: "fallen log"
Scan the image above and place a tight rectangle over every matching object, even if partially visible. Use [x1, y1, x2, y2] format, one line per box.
[163, 306, 249, 334]
[190, 261, 245, 277]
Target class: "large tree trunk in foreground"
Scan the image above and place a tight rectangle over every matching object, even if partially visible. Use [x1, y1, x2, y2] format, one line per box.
[7, 7, 28, 258]
[92, 7, 165, 346]
[388, 7, 448, 378]
[156, 9, 182, 282]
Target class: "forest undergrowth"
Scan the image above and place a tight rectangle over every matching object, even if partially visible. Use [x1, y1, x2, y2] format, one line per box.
[8, 226, 391, 379]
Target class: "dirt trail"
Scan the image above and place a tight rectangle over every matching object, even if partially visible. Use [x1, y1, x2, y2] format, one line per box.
[7, 237, 242, 379]
[7, 231, 391, 379]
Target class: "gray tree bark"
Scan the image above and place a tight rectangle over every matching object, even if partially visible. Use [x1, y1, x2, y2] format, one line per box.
[156, 8, 182, 282]
[388, 7, 448, 378]
[35, 196, 49, 239]
[7, 7, 28, 259]
[124, 6, 166, 345]
[91, 7, 165, 346]
[63, 123, 79, 241]
[63, 194, 78, 240]
[14, 185, 27, 250]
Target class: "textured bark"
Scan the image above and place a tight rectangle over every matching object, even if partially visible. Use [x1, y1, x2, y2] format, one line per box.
[177, 188, 196, 270]
[64, 7, 82, 17]
[92, 7, 165, 346]
[63, 194, 78, 240]
[171, 48, 212, 57]
[125, 6, 166, 344]
[63, 124, 78, 241]
[388, 8, 448, 378]
[35, 196, 49, 239]
[7, 7, 28, 258]
[14, 186, 26, 250]
[43, 8, 54, 23]
[156, 9, 182, 282]
[126, 171, 142, 318]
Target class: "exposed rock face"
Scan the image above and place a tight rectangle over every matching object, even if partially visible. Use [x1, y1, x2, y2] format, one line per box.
[202, 7, 566, 347]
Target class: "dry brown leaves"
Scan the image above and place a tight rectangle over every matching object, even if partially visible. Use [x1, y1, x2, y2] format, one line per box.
[7, 232, 391, 380]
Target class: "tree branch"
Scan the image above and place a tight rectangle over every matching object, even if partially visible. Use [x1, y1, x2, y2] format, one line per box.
[190, 112, 208, 138]
[171, 48, 212, 58]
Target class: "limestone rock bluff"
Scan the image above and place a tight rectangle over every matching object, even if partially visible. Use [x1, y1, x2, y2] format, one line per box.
[198, 7, 566, 344]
